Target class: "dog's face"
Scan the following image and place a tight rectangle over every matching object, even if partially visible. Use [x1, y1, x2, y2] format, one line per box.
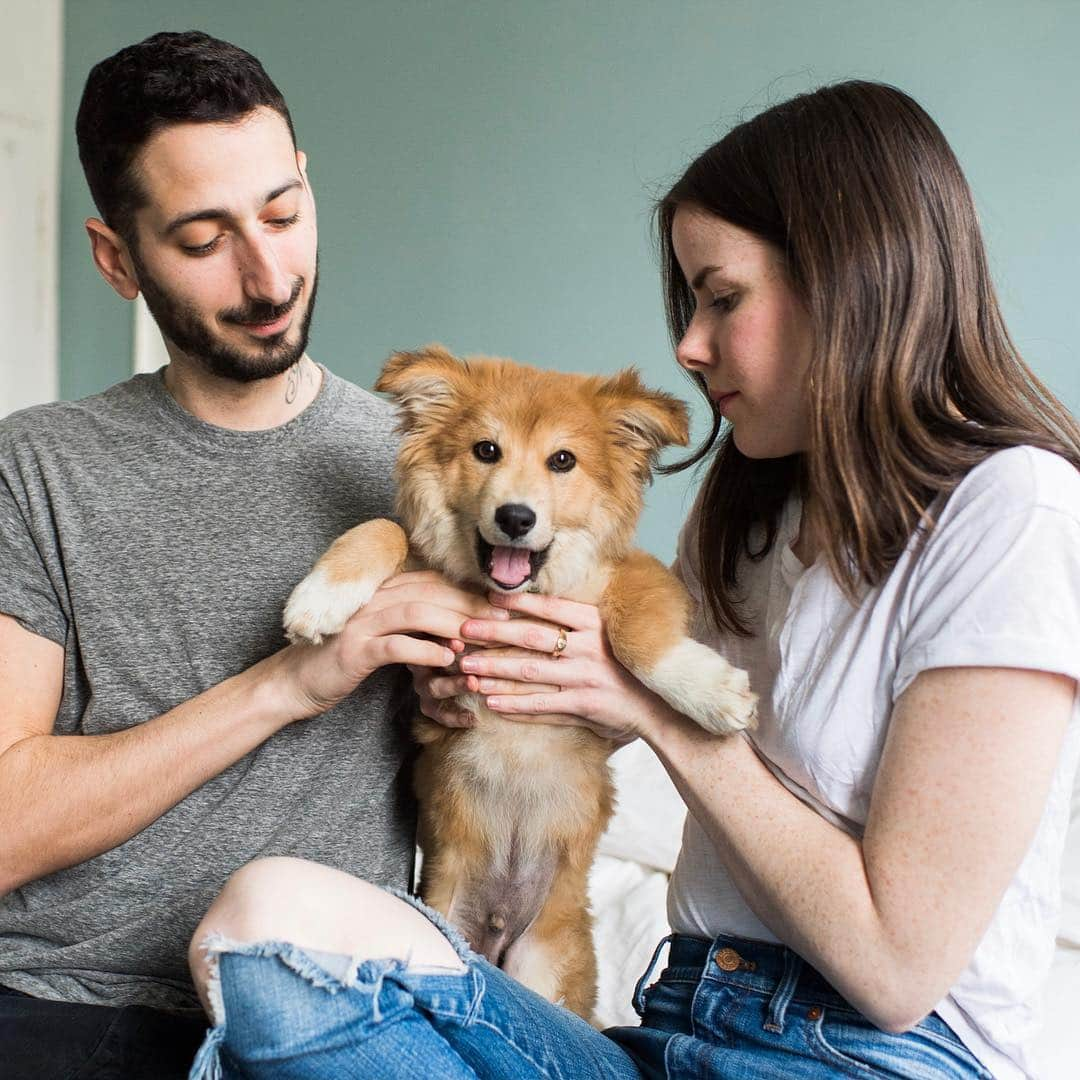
[376, 345, 689, 595]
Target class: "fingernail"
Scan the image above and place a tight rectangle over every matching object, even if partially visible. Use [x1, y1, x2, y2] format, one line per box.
[489, 593, 510, 606]
[460, 658, 478, 673]
[486, 696, 503, 709]
[487, 607, 510, 619]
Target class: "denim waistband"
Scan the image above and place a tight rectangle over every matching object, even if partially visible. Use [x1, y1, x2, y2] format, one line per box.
[672, 934, 847, 999]
[634, 932, 857, 1034]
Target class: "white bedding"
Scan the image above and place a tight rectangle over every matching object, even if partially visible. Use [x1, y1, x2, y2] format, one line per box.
[589, 740, 1080, 1076]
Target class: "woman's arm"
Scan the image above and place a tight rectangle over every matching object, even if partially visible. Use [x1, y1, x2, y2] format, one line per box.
[648, 664, 1071, 1031]
[456, 593, 1073, 1032]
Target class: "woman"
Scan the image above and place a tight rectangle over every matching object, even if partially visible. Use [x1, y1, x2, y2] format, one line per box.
[188, 82, 1080, 1079]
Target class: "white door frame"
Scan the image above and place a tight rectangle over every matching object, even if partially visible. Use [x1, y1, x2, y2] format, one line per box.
[133, 295, 170, 374]
[0, 1, 63, 416]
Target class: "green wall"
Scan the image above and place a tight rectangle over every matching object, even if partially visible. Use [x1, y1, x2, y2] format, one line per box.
[61, 1, 1080, 561]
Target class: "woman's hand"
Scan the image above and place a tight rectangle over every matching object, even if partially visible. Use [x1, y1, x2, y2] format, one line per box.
[276, 571, 508, 719]
[454, 590, 680, 744]
[408, 638, 565, 729]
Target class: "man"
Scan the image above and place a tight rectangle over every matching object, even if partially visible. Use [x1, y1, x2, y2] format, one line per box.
[0, 30, 494, 1078]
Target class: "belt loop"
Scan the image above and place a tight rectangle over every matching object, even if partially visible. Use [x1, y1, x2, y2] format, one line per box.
[632, 933, 674, 1017]
[763, 948, 802, 1034]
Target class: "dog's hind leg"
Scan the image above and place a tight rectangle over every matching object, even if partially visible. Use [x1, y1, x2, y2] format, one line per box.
[500, 860, 598, 1020]
[601, 549, 758, 736]
[283, 519, 409, 643]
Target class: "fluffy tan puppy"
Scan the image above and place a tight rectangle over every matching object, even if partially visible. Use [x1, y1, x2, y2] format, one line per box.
[284, 345, 756, 1018]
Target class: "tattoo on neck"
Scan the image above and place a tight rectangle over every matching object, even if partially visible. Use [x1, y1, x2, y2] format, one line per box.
[286, 362, 301, 404]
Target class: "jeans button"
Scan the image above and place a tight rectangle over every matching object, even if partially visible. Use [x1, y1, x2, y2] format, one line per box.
[807, 1006, 822, 1020]
[714, 948, 742, 972]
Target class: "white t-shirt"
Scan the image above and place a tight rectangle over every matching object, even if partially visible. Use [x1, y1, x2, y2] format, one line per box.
[667, 445, 1080, 1080]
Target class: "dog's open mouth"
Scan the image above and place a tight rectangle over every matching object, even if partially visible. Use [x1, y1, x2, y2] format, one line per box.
[476, 533, 550, 590]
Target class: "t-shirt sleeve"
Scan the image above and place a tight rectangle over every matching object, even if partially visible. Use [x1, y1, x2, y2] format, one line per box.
[894, 497, 1080, 701]
[0, 466, 67, 646]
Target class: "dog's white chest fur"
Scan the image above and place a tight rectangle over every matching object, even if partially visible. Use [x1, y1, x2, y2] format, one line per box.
[447, 703, 604, 841]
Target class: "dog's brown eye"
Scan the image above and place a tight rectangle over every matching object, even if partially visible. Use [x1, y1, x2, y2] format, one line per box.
[548, 450, 576, 472]
[473, 441, 501, 463]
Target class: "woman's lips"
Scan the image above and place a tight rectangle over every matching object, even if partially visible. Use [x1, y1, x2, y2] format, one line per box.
[712, 391, 739, 414]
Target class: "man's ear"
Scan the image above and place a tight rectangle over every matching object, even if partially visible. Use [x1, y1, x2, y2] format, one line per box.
[85, 218, 140, 301]
[375, 344, 464, 429]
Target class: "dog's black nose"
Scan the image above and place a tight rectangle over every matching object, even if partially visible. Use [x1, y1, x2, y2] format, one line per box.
[495, 503, 536, 539]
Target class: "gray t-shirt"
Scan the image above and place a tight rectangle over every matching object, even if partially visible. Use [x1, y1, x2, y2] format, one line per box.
[0, 364, 414, 1012]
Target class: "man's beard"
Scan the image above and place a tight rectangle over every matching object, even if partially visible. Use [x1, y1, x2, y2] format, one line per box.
[132, 252, 319, 384]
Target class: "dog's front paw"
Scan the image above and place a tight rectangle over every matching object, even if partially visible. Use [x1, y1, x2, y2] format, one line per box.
[692, 658, 758, 736]
[642, 640, 757, 736]
[283, 566, 380, 645]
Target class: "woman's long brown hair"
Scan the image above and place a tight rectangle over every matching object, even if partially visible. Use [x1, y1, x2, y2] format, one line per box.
[657, 81, 1080, 637]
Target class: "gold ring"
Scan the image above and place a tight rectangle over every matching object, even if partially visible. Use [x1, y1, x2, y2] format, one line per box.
[551, 626, 569, 659]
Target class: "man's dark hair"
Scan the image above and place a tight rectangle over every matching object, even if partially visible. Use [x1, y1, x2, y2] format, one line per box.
[76, 30, 296, 244]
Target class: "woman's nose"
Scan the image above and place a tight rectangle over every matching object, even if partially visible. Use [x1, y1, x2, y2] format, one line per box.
[675, 316, 712, 372]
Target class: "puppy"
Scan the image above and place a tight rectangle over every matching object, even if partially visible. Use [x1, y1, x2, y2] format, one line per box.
[284, 345, 756, 1018]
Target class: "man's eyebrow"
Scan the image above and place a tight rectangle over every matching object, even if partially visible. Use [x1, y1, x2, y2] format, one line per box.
[164, 179, 303, 235]
[690, 265, 729, 290]
[263, 179, 303, 207]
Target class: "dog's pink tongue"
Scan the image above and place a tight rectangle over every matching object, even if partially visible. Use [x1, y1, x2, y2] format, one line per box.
[490, 546, 532, 588]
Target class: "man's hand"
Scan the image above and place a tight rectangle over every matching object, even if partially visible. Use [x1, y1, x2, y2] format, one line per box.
[269, 571, 509, 721]
[0, 572, 509, 892]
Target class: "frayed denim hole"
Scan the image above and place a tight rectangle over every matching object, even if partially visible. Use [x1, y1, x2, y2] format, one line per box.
[188, 1024, 226, 1080]
[274, 946, 360, 996]
[462, 964, 486, 1025]
[350, 957, 412, 1024]
[385, 886, 475, 962]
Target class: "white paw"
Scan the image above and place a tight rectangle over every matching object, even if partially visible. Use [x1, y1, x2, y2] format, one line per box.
[641, 640, 757, 736]
[282, 566, 379, 644]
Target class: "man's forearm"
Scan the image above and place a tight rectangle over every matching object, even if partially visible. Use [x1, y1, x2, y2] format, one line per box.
[0, 650, 300, 894]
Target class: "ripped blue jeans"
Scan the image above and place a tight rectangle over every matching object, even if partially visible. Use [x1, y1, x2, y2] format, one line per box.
[189, 892, 992, 1079]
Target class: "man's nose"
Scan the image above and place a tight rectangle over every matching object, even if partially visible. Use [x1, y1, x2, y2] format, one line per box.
[240, 233, 293, 307]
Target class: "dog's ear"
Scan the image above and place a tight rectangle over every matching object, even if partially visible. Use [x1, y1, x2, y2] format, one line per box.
[376, 344, 464, 428]
[598, 369, 690, 458]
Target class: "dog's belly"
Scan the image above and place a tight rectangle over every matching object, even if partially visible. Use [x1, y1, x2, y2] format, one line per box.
[425, 704, 610, 964]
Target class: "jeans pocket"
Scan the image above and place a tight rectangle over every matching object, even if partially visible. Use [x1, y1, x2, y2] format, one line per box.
[809, 1007, 992, 1079]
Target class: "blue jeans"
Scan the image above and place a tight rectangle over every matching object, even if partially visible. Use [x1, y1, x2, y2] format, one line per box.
[190, 894, 992, 1079]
